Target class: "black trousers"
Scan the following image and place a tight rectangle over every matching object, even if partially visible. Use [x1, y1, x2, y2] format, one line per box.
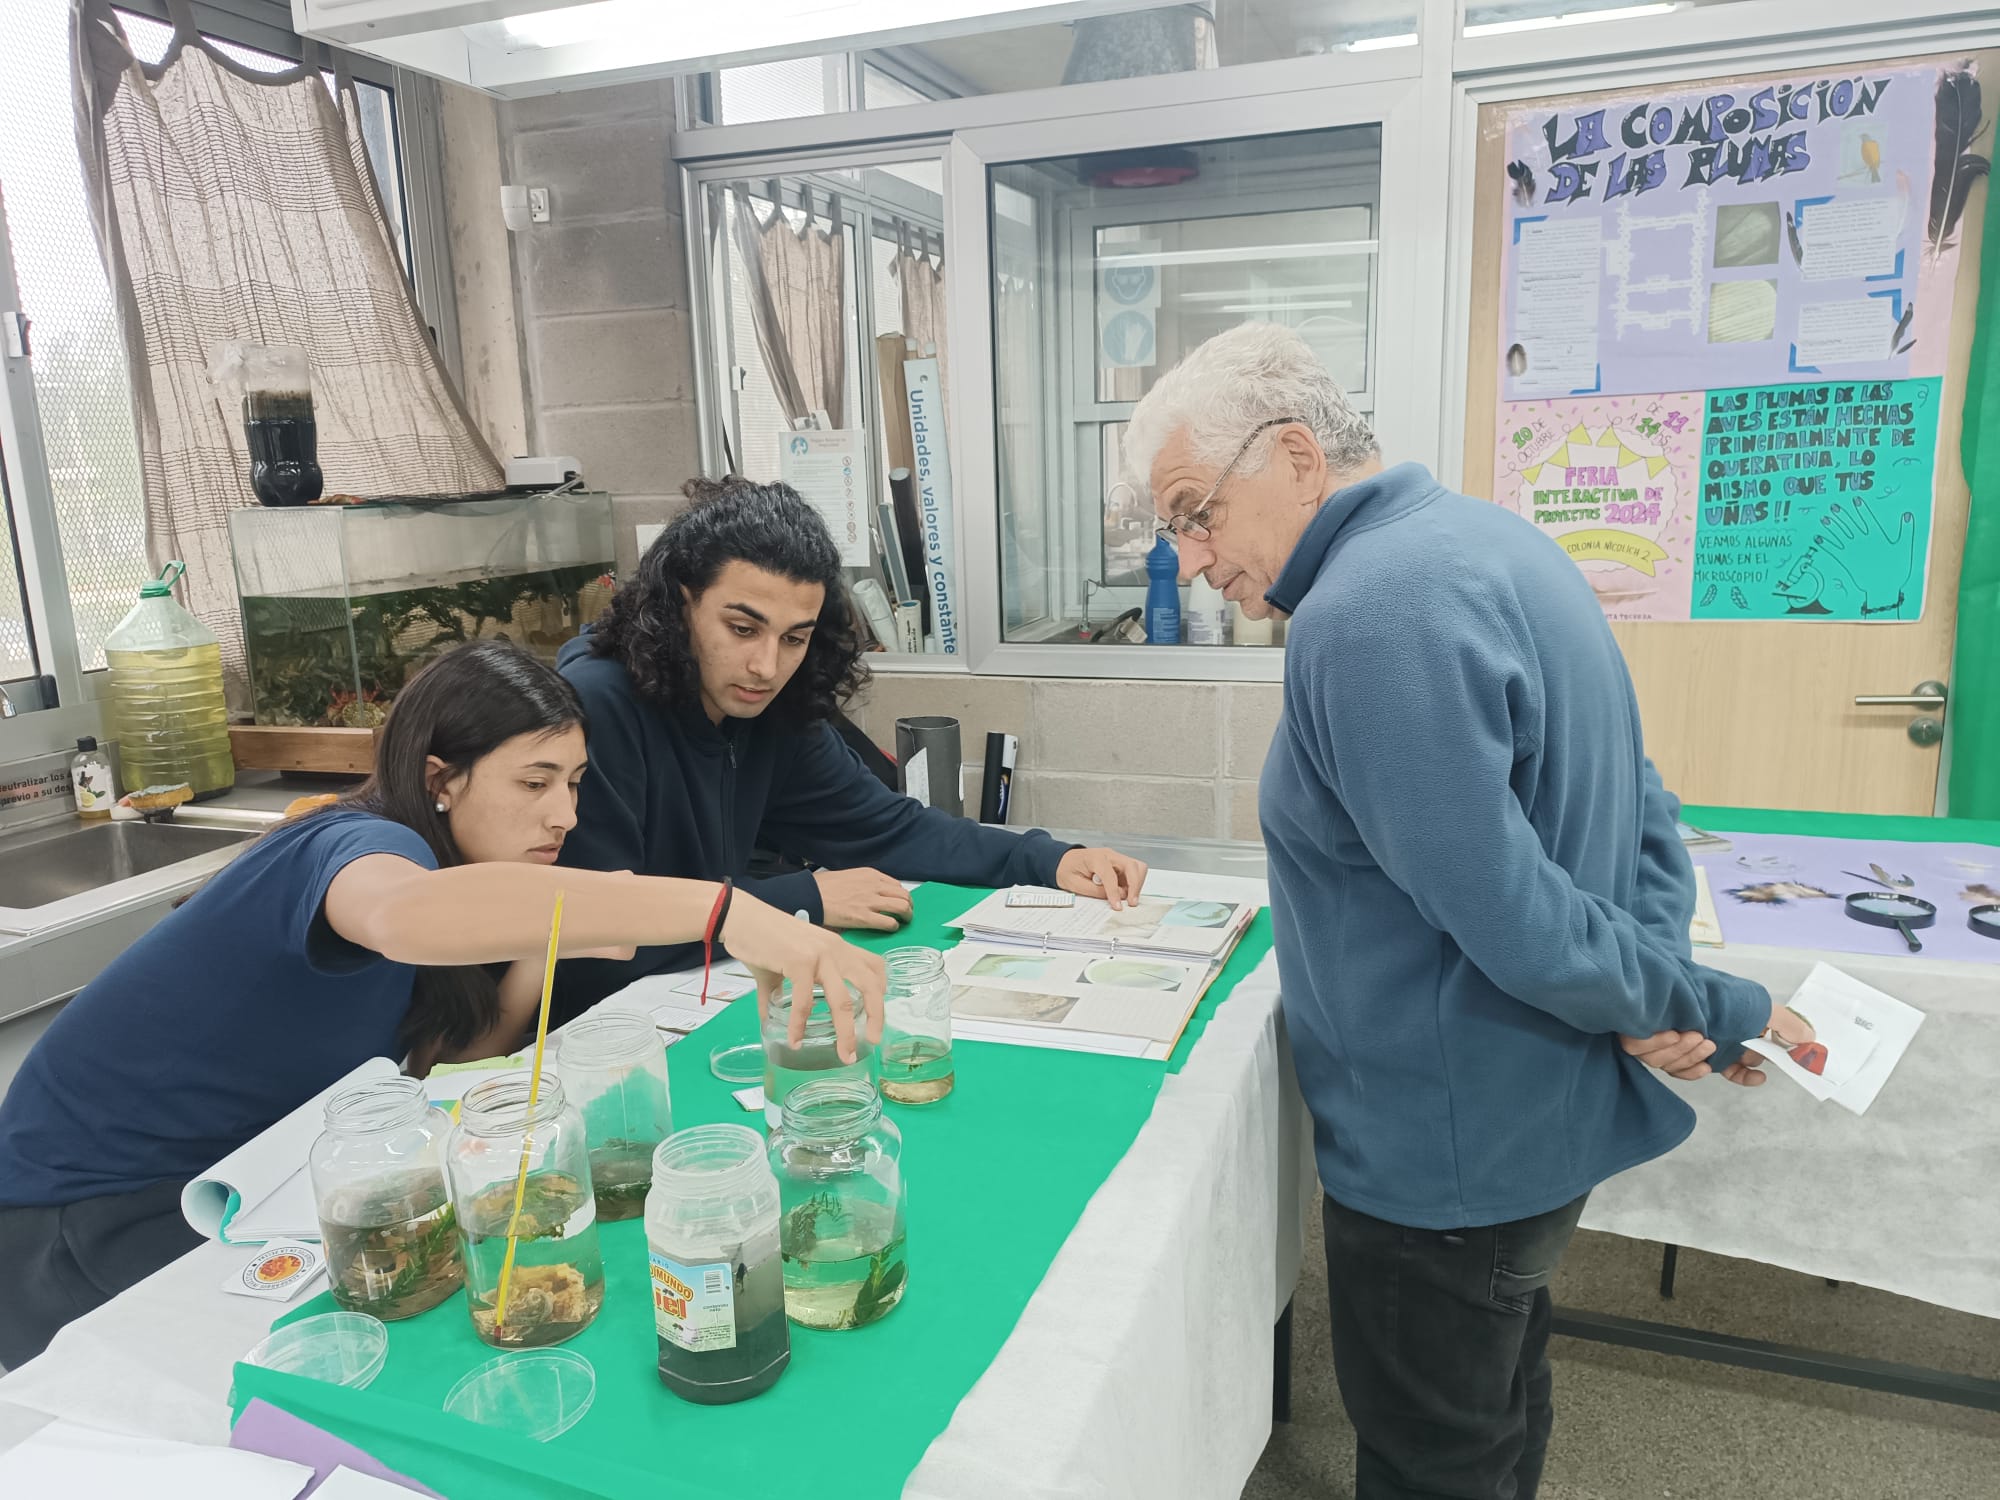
[1323, 1190, 1589, 1500]
[0, 1179, 201, 1369]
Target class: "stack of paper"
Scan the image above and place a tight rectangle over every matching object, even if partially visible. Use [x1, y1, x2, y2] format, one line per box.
[944, 943, 1215, 1049]
[181, 1056, 401, 1244]
[1742, 962, 1925, 1115]
[950, 887, 1256, 961]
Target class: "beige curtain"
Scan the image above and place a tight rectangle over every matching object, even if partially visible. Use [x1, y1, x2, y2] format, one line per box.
[891, 242, 948, 382]
[73, 0, 501, 696]
[731, 186, 846, 428]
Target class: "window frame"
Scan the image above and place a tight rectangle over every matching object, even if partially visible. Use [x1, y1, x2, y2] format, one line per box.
[0, 0, 456, 749]
[683, 141, 955, 661]
[671, 0, 2000, 683]
[947, 75, 1432, 682]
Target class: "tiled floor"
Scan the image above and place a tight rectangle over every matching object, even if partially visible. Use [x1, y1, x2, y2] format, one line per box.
[1244, 1215, 2000, 1500]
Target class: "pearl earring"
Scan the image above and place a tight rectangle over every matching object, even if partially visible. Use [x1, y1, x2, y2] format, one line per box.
[435, 799, 447, 813]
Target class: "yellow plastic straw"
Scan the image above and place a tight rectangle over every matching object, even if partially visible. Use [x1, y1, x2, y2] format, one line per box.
[493, 890, 564, 1331]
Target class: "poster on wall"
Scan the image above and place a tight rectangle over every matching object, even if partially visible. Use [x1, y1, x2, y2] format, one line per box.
[1500, 65, 1959, 396]
[778, 429, 869, 569]
[1493, 378, 1942, 621]
[1490, 61, 1986, 622]
[1493, 392, 1702, 621]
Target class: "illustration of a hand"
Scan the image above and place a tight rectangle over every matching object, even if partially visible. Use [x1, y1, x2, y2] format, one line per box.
[1810, 495, 1919, 617]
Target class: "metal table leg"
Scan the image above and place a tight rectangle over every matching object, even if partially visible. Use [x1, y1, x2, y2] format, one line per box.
[1273, 1296, 1295, 1424]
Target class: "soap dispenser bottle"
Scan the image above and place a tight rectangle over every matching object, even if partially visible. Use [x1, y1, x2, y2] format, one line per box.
[72, 737, 115, 821]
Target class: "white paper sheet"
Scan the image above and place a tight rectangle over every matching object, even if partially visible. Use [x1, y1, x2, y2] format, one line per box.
[777, 429, 869, 567]
[668, 967, 755, 1002]
[0, 1421, 312, 1499]
[180, 1056, 400, 1242]
[1799, 195, 1903, 280]
[1509, 217, 1601, 395]
[1794, 297, 1893, 366]
[1742, 962, 1924, 1114]
[1690, 864, 1723, 948]
[951, 885, 1252, 961]
[312, 1466, 429, 1499]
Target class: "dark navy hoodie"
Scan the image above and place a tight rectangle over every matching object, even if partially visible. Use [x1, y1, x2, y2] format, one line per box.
[553, 636, 1071, 1019]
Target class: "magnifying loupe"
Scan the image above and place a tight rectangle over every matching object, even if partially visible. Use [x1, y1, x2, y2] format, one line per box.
[1842, 891, 1937, 953]
[1969, 903, 2000, 941]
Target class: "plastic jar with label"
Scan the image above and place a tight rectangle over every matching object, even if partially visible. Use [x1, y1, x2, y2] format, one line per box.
[646, 1124, 790, 1404]
[447, 1074, 606, 1348]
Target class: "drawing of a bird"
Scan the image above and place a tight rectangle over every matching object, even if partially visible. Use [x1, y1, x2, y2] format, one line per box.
[1860, 133, 1882, 183]
[1890, 301, 1916, 355]
[1507, 159, 1537, 206]
[1784, 210, 1804, 266]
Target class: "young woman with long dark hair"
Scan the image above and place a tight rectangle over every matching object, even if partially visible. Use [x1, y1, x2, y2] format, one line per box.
[553, 478, 1150, 1022]
[0, 640, 882, 1367]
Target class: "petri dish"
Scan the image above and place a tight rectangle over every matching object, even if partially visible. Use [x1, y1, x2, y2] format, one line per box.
[242, 1311, 388, 1390]
[709, 1041, 764, 1084]
[445, 1348, 597, 1442]
[1970, 904, 2000, 939]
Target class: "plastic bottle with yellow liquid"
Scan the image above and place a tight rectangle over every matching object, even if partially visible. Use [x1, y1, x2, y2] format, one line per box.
[103, 561, 234, 800]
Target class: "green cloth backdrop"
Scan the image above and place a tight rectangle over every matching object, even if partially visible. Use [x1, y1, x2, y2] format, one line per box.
[1951, 169, 2000, 817]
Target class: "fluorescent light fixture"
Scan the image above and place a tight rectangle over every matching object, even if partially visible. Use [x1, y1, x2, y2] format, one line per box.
[1179, 282, 1370, 302]
[1098, 241, 1379, 268]
[1345, 32, 1418, 51]
[1217, 299, 1354, 313]
[1463, 3, 1678, 37]
[493, 0, 1166, 59]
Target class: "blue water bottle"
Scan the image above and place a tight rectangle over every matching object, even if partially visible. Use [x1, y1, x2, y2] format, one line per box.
[1144, 534, 1181, 645]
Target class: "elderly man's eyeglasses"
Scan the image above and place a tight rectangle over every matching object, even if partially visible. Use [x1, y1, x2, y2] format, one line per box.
[1154, 417, 1301, 545]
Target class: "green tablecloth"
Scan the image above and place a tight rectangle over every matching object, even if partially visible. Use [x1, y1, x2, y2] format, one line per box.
[232, 884, 1275, 1498]
[1684, 805, 2000, 846]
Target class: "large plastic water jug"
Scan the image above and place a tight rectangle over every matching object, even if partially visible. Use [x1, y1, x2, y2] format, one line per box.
[102, 561, 234, 799]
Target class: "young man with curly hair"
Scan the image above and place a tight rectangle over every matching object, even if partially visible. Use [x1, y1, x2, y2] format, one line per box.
[552, 479, 1147, 1021]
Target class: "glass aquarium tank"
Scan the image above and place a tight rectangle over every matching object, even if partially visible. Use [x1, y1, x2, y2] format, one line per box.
[228, 492, 615, 728]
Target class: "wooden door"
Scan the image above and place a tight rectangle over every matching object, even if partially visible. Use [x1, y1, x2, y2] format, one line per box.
[1462, 50, 1994, 815]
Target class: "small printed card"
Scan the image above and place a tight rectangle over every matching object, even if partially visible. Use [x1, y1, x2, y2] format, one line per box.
[222, 1239, 327, 1301]
[1742, 963, 1925, 1115]
[731, 1085, 766, 1113]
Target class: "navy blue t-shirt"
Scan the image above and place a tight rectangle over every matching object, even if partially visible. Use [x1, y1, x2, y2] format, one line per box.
[0, 809, 436, 1208]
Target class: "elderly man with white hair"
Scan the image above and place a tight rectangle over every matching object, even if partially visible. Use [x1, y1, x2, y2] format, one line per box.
[1124, 322, 1810, 1500]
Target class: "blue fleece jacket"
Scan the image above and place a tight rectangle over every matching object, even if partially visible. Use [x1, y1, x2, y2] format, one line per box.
[553, 637, 1071, 1021]
[1260, 462, 1771, 1229]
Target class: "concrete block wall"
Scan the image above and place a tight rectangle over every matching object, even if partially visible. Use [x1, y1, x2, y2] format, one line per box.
[846, 675, 1284, 842]
[445, 79, 701, 535]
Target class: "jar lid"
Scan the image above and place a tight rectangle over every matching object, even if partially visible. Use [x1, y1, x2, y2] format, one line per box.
[76, 736, 98, 752]
[139, 559, 187, 599]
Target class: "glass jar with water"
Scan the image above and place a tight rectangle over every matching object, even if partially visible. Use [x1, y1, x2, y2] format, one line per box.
[767, 1079, 908, 1331]
[881, 946, 954, 1104]
[760, 980, 878, 1131]
[554, 1012, 672, 1222]
[308, 1076, 463, 1320]
[447, 1074, 606, 1348]
[646, 1125, 790, 1404]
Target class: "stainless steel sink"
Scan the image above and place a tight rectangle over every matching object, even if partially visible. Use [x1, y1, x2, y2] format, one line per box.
[0, 821, 254, 909]
[0, 820, 254, 923]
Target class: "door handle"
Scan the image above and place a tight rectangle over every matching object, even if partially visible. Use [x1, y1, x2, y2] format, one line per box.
[1854, 680, 1947, 709]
